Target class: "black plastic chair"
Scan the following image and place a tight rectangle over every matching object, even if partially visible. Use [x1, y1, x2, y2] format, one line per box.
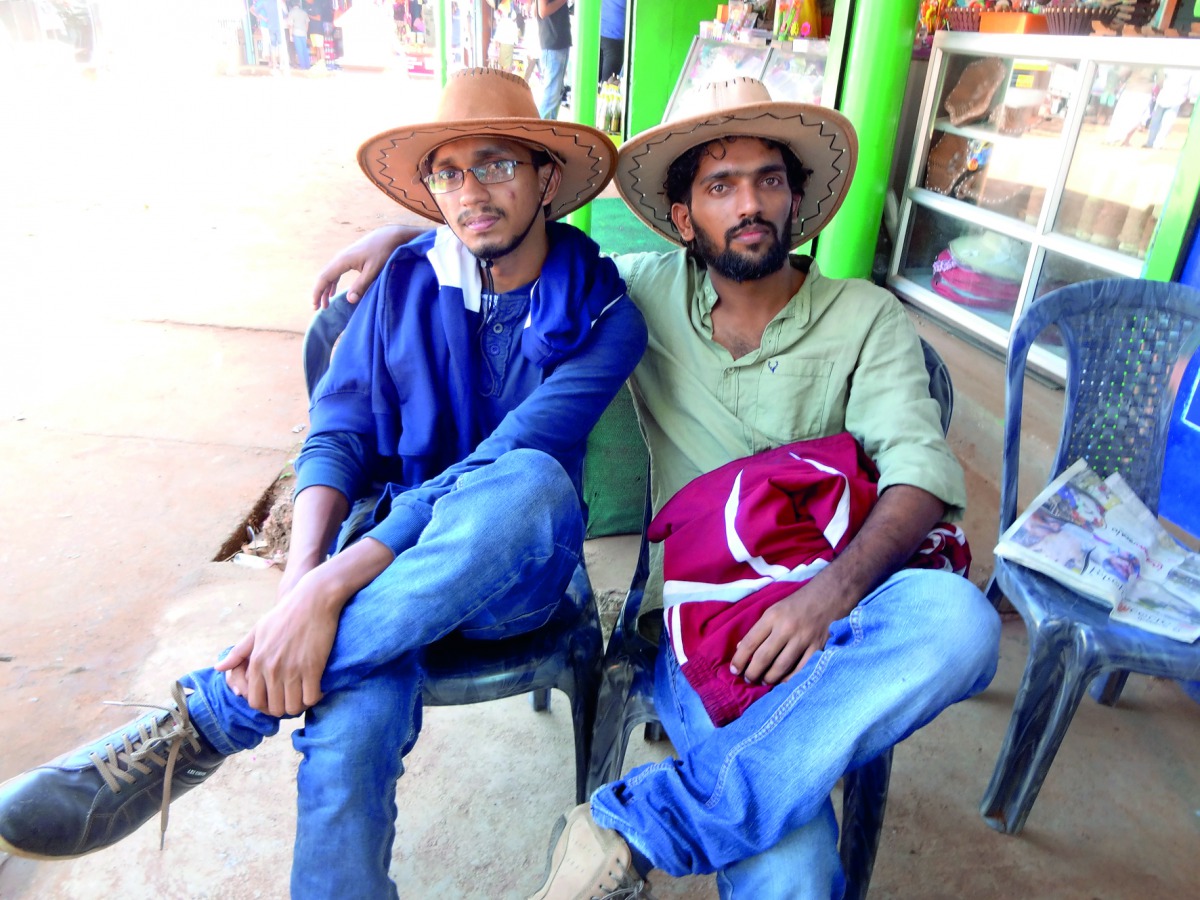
[982, 278, 1200, 835]
[303, 294, 602, 803]
[587, 338, 957, 900]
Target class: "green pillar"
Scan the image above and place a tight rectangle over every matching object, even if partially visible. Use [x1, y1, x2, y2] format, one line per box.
[437, 0, 449, 87]
[568, 0, 602, 236]
[814, 0, 919, 280]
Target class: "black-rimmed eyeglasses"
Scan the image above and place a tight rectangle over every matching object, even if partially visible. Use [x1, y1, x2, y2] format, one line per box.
[422, 159, 535, 195]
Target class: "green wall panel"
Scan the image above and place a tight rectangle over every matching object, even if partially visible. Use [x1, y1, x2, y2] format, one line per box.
[627, 0, 714, 135]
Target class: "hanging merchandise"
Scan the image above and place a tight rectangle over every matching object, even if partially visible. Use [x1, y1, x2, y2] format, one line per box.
[775, 0, 823, 39]
[919, 0, 954, 34]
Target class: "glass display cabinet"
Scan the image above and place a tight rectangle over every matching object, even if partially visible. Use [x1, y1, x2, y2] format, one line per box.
[663, 36, 834, 122]
[888, 31, 1200, 380]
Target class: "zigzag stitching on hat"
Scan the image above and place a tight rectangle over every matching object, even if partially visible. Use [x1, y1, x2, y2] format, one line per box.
[369, 139, 438, 216]
[797, 111, 849, 230]
[370, 124, 609, 217]
[626, 110, 847, 232]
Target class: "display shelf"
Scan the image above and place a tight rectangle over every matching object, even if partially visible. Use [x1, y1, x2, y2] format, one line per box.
[888, 31, 1200, 382]
[932, 117, 1030, 144]
[908, 187, 1039, 240]
[1037, 231, 1145, 278]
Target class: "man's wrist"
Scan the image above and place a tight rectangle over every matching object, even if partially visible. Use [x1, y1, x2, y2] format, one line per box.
[284, 546, 326, 576]
[298, 564, 354, 617]
[306, 537, 394, 614]
[799, 569, 859, 621]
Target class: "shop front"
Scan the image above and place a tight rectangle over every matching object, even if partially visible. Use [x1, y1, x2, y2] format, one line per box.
[887, 8, 1200, 381]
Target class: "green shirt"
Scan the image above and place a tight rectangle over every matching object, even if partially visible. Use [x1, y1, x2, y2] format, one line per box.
[615, 250, 967, 615]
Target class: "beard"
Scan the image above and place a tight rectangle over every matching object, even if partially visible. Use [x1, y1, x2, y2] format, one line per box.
[691, 214, 792, 282]
[456, 206, 524, 262]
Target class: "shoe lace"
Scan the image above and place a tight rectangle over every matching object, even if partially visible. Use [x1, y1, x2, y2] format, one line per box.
[87, 681, 201, 849]
[595, 877, 654, 899]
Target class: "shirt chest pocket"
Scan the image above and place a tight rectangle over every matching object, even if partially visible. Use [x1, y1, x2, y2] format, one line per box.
[753, 357, 834, 443]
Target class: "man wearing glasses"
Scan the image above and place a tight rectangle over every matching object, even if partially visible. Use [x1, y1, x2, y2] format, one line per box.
[0, 68, 646, 899]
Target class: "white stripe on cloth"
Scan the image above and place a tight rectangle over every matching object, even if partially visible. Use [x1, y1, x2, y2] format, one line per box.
[788, 451, 851, 548]
[661, 559, 831, 610]
[725, 470, 793, 579]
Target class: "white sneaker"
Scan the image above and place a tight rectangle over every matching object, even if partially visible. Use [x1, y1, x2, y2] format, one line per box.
[527, 803, 653, 900]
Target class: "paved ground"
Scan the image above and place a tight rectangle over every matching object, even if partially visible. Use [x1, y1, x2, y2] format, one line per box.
[1, 59, 1198, 899]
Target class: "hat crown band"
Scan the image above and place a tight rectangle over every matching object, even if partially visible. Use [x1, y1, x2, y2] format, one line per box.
[435, 68, 539, 122]
[666, 77, 778, 126]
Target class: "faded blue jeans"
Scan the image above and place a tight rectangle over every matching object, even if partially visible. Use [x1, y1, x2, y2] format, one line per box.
[293, 34, 311, 69]
[539, 47, 570, 119]
[591, 568, 1001, 899]
[181, 449, 585, 899]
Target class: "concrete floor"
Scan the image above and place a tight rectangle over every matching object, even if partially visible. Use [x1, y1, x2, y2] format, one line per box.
[1, 60, 1198, 899]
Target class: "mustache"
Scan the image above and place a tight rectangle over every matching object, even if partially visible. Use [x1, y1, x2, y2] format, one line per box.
[726, 216, 778, 242]
[457, 206, 506, 227]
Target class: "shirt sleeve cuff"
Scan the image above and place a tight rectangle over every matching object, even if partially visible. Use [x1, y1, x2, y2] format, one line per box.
[363, 498, 433, 556]
[875, 445, 968, 521]
[294, 457, 356, 501]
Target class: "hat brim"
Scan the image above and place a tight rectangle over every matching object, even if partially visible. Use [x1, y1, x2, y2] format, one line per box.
[615, 102, 858, 249]
[359, 118, 617, 223]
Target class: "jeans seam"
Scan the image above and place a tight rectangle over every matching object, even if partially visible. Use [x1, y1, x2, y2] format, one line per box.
[454, 543, 576, 635]
[666, 652, 699, 748]
[400, 668, 425, 756]
[703, 608, 864, 811]
[458, 543, 579, 637]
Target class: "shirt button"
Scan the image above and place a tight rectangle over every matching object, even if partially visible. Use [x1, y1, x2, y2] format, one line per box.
[492, 323, 504, 334]
[488, 345, 500, 355]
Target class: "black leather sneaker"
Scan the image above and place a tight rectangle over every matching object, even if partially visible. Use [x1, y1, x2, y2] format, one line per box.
[0, 681, 225, 859]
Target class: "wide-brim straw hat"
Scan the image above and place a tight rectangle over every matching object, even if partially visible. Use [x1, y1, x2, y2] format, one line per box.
[616, 78, 858, 249]
[358, 68, 616, 223]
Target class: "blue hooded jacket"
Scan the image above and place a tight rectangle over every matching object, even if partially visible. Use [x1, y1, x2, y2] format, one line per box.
[295, 222, 647, 555]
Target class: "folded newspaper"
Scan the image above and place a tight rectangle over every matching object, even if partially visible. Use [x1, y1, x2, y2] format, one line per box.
[994, 458, 1200, 642]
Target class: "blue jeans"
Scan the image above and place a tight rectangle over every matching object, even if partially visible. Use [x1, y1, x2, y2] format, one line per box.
[591, 568, 1001, 899]
[181, 449, 585, 899]
[539, 47, 570, 119]
[293, 34, 311, 69]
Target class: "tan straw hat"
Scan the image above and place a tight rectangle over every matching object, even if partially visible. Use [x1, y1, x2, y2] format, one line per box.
[358, 68, 616, 223]
[616, 78, 858, 249]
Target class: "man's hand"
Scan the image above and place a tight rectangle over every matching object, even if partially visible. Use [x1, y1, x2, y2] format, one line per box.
[216, 569, 343, 717]
[312, 224, 426, 309]
[217, 534, 395, 717]
[730, 484, 949, 686]
[220, 555, 323, 701]
[729, 582, 848, 685]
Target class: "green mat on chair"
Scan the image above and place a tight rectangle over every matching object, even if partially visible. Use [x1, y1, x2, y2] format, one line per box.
[581, 199, 674, 537]
[584, 384, 648, 538]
